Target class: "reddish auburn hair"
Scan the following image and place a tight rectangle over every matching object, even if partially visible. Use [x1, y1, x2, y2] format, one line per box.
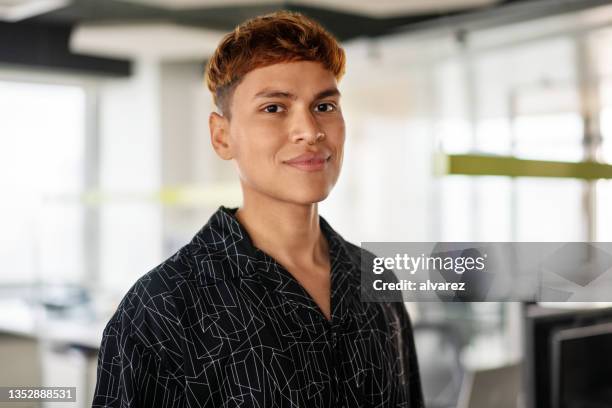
[204, 10, 346, 119]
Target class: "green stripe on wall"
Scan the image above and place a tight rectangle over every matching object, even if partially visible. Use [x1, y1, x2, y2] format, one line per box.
[434, 154, 612, 179]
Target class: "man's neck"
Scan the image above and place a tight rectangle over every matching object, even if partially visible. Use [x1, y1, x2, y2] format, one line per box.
[234, 189, 328, 270]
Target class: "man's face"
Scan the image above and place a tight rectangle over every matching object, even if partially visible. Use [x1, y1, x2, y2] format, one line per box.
[219, 60, 345, 205]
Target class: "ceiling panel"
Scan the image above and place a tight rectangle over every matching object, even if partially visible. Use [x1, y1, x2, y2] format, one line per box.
[115, 0, 499, 16]
[0, 0, 70, 21]
[70, 22, 224, 60]
[115, 0, 279, 10]
[297, 0, 500, 17]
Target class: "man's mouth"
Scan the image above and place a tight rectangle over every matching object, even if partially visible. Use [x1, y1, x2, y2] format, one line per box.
[283, 152, 331, 172]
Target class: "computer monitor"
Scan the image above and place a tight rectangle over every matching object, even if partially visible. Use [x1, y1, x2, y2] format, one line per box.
[523, 304, 612, 408]
[551, 322, 612, 408]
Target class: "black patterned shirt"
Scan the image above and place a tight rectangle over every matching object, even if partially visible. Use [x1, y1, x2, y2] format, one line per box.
[92, 206, 424, 407]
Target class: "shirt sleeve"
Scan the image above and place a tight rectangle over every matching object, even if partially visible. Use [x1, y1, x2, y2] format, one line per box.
[91, 313, 185, 408]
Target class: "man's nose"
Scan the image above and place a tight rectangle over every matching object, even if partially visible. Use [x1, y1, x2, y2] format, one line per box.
[289, 108, 322, 144]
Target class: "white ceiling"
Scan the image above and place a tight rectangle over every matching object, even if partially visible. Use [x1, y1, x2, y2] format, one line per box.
[115, 0, 500, 17]
[70, 23, 225, 60]
[296, 0, 499, 17]
[68, 0, 502, 60]
[114, 0, 277, 9]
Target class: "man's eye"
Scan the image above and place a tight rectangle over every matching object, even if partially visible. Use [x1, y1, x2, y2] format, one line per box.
[315, 103, 336, 112]
[263, 104, 285, 113]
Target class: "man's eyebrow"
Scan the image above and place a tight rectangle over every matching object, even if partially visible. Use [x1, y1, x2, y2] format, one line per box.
[253, 87, 341, 101]
[314, 87, 341, 100]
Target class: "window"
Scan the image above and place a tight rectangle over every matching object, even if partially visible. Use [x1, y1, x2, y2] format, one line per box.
[0, 80, 87, 284]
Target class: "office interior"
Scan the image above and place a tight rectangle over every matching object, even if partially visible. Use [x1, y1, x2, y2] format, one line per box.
[1, 0, 612, 407]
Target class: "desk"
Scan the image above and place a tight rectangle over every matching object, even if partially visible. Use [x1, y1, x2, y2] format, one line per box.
[0, 294, 115, 408]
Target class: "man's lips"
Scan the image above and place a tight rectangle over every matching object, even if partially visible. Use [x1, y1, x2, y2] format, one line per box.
[283, 152, 331, 172]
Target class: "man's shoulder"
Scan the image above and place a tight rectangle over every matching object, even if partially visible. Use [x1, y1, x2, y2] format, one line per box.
[126, 245, 195, 302]
[108, 240, 208, 333]
[338, 237, 405, 302]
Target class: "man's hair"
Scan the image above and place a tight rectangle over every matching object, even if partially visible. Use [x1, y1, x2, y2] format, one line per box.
[204, 10, 346, 119]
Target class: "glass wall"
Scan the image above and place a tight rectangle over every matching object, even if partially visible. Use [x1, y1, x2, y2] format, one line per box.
[0, 80, 87, 285]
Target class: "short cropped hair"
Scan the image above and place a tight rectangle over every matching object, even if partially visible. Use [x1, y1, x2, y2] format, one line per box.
[204, 10, 346, 119]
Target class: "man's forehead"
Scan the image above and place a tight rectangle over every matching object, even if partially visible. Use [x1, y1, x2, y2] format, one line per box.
[252, 86, 341, 101]
[237, 61, 339, 97]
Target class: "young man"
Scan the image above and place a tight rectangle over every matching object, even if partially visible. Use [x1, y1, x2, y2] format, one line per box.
[93, 10, 424, 408]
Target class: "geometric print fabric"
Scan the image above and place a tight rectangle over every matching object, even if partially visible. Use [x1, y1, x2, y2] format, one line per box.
[92, 206, 424, 407]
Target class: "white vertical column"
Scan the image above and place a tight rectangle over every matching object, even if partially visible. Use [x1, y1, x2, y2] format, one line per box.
[98, 58, 163, 293]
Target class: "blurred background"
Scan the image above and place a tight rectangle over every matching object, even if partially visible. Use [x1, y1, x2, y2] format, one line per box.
[1, 0, 612, 407]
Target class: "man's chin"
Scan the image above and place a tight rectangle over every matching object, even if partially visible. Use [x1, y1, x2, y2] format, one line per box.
[278, 189, 332, 206]
[296, 193, 331, 205]
[240, 179, 334, 206]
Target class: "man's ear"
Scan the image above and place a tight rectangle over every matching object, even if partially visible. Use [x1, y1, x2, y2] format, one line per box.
[209, 112, 233, 160]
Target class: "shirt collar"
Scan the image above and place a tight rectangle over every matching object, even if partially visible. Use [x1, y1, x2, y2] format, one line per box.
[188, 205, 357, 287]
